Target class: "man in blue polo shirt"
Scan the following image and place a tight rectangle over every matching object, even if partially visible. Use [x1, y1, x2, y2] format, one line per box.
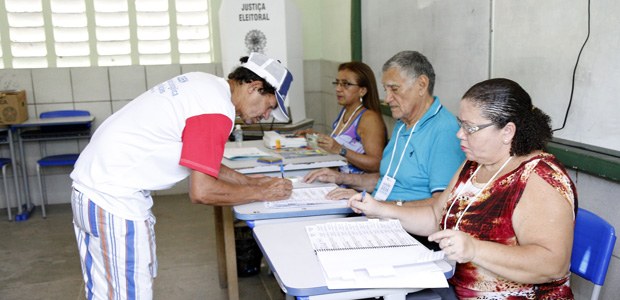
[303, 50, 464, 206]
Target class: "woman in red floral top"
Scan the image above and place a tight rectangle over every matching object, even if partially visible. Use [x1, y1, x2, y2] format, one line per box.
[349, 78, 577, 299]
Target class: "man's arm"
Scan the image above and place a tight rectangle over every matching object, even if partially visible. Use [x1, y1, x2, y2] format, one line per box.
[188, 165, 292, 206]
[303, 167, 381, 192]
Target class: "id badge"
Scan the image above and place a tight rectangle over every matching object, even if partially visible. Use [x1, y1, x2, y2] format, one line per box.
[374, 175, 396, 201]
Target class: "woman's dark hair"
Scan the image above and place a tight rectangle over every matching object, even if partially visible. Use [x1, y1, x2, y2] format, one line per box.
[227, 56, 276, 95]
[338, 61, 382, 112]
[462, 78, 552, 156]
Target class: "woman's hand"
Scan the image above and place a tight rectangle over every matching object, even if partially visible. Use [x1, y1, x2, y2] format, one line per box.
[316, 133, 341, 154]
[429, 229, 478, 264]
[303, 168, 342, 184]
[347, 192, 388, 218]
[294, 128, 315, 136]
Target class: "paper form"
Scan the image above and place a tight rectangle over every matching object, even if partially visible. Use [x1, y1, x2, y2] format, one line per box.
[305, 219, 448, 288]
[265, 185, 345, 208]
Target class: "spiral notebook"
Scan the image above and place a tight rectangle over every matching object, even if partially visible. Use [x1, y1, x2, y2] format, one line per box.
[305, 219, 447, 288]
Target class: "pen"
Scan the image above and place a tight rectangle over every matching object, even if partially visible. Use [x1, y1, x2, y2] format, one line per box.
[361, 189, 366, 199]
[280, 164, 285, 178]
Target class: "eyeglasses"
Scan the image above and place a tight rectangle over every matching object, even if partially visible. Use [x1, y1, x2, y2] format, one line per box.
[456, 117, 494, 135]
[331, 80, 359, 89]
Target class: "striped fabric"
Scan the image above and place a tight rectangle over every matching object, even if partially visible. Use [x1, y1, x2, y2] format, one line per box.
[72, 188, 157, 300]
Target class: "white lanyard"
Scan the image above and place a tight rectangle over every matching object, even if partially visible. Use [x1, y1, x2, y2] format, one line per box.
[384, 122, 417, 178]
[330, 104, 363, 137]
[444, 156, 513, 231]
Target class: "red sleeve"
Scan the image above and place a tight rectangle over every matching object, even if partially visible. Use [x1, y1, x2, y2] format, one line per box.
[180, 114, 233, 177]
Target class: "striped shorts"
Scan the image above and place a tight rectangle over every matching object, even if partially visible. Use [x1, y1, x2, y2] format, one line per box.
[71, 188, 157, 300]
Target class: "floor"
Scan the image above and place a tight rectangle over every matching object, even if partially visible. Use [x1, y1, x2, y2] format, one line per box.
[0, 194, 283, 300]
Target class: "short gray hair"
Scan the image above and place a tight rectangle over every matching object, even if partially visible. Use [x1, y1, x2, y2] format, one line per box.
[382, 51, 436, 95]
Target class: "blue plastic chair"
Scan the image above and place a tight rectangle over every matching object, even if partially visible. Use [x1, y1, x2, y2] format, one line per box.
[571, 208, 616, 300]
[36, 110, 91, 218]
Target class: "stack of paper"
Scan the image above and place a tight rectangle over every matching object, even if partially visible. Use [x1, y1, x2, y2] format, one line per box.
[305, 219, 448, 289]
[223, 147, 271, 160]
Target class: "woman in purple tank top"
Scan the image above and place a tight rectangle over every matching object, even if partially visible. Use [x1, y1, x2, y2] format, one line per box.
[297, 62, 387, 173]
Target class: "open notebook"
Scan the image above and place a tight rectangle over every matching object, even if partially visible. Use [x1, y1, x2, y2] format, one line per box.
[305, 219, 448, 289]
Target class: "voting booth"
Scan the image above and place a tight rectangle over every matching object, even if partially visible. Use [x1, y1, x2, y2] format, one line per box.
[219, 0, 306, 124]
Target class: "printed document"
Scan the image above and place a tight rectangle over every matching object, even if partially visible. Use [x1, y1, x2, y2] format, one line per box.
[265, 184, 345, 208]
[305, 219, 448, 288]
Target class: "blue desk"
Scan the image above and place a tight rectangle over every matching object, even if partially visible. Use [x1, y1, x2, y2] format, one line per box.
[253, 216, 454, 300]
[11, 115, 94, 219]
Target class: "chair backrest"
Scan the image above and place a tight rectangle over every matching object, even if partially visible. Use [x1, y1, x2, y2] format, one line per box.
[570, 208, 616, 299]
[40, 110, 90, 118]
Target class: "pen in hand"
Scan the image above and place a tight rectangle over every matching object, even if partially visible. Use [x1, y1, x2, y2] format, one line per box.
[361, 189, 366, 200]
[280, 164, 285, 178]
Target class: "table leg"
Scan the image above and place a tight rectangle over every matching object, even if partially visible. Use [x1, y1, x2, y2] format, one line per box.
[213, 206, 239, 300]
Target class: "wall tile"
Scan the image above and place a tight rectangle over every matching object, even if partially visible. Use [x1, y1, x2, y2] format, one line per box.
[0, 69, 34, 101]
[31, 68, 73, 104]
[181, 63, 218, 74]
[303, 60, 321, 92]
[112, 100, 132, 113]
[74, 101, 112, 129]
[145, 65, 182, 89]
[32, 103, 76, 116]
[71, 67, 110, 102]
[109, 66, 146, 100]
[303, 92, 324, 129]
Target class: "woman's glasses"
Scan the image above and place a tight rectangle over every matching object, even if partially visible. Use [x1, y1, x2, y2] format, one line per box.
[331, 80, 359, 89]
[456, 117, 494, 135]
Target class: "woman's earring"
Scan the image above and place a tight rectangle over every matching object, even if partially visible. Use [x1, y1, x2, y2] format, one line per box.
[359, 96, 363, 103]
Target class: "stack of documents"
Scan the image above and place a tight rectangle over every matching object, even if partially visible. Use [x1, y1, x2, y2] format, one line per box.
[305, 219, 448, 289]
[223, 147, 271, 160]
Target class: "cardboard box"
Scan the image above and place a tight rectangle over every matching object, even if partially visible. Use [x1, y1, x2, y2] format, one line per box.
[0, 90, 28, 125]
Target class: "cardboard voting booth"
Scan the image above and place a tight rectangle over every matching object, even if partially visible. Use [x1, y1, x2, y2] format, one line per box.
[219, 0, 306, 124]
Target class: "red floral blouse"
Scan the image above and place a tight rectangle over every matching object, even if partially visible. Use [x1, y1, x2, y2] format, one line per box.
[441, 153, 578, 299]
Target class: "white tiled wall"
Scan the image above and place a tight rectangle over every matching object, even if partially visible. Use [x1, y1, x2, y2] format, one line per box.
[0, 63, 221, 210]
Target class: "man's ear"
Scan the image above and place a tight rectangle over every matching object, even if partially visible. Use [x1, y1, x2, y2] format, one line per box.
[416, 75, 429, 95]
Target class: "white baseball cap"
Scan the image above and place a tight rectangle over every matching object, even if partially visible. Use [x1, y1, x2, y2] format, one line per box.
[241, 52, 293, 122]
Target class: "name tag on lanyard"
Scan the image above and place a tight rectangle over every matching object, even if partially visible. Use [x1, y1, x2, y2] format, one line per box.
[375, 122, 416, 201]
[374, 175, 396, 201]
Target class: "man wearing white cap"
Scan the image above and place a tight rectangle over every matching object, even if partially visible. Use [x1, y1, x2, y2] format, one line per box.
[70, 52, 293, 299]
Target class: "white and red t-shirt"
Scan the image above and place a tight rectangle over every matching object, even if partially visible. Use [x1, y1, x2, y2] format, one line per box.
[71, 72, 235, 220]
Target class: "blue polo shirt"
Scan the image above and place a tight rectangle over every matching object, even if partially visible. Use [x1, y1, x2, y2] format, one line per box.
[373, 97, 464, 201]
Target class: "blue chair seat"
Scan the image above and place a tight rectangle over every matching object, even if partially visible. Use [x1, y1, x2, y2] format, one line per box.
[37, 154, 80, 167]
[0, 158, 10, 166]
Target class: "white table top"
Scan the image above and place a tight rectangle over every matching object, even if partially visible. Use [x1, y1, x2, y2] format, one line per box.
[253, 216, 454, 298]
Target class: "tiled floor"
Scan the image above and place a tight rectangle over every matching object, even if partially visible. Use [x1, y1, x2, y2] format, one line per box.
[0, 194, 283, 300]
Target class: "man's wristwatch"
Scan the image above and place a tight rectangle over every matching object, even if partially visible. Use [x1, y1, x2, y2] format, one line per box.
[339, 147, 348, 157]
